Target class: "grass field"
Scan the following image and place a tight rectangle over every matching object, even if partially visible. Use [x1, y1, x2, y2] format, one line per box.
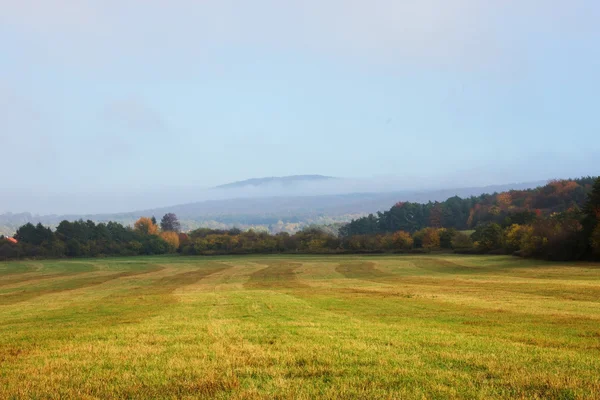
[1, 255, 600, 399]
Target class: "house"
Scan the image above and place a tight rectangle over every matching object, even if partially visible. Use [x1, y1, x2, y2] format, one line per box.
[5, 237, 17, 244]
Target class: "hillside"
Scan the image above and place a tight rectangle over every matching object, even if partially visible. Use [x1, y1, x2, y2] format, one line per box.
[342, 177, 597, 236]
[0, 181, 545, 235]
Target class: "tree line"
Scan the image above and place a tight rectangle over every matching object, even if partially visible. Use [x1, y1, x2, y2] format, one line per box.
[340, 176, 600, 260]
[0, 213, 182, 260]
[1, 177, 599, 261]
[341, 177, 596, 235]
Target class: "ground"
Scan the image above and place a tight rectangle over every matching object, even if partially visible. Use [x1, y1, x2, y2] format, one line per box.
[1, 254, 599, 399]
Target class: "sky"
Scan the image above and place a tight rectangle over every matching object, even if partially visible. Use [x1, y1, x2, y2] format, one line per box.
[1, 0, 599, 214]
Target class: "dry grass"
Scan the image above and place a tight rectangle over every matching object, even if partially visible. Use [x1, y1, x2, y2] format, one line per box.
[1, 254, 599, 399]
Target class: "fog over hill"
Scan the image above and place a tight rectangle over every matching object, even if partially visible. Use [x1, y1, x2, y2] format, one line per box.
[0, 176, 547, 235]
[215, 175, 337, 189]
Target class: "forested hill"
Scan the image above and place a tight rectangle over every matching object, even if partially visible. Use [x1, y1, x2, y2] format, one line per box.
[341, 177, 598, 236]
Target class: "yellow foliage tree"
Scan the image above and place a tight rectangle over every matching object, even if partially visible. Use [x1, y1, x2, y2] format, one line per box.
[159, 231, 180, 252]
[505, 224, 526, 253]
[391, 231, 413, 249]
[423, 228, 440, 249]
[134, 217, 159, 235]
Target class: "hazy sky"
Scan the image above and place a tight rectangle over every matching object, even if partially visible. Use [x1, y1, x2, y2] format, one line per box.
[1, 1, 599, 213]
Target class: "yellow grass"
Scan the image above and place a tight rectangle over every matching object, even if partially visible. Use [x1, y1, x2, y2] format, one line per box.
[1, 254, 599, 399]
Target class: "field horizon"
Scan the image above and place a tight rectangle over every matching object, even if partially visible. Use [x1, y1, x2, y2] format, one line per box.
[1, 254, 599, 399]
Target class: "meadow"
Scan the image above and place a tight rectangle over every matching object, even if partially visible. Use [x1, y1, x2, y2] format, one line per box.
[1, 254, 599, 399]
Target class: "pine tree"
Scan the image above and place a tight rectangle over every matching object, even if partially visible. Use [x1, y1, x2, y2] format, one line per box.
[583, 177, 600, 231]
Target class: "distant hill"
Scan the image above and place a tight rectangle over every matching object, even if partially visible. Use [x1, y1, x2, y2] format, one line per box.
[216, 175, 336, 189]
[0, 180, 546, 235]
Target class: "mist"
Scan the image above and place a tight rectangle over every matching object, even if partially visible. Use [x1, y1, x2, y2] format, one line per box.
[0, 169, 572, 216]
[1, 0, 599, 216]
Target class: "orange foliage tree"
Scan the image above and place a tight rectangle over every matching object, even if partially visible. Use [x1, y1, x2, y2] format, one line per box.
[134, 217, 159, 235]
[496, 192, 512, 209]
[413, 228, 440, 250]
[160, 231, 180, 251]
[422, 228, 441, 249]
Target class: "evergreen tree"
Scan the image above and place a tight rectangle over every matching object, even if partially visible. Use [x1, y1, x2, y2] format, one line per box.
[583, 177, 600, 255]
[160, 213, 181, 232]
[583, 177, 600, 228]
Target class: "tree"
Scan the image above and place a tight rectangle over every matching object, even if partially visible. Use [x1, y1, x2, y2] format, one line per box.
[438, 228, 456, 249]
[413, 228, 440, 250]
[476, 223, 504, 252]
[505, 224, 528, 253]
[428, 203, 443, 228]
[390, 231, 413, 250]
[583, 177, 600, 250]
[421, 228, 441, 249]
[141, 236, 168, 255]
[0, 243, 19, 260]
[160, 213, 181, 233]
[66, 239, 83, 257]
[151, 216, 158, 225]
[451, 232, 473, 251]
[134, 217, 159, 235]
[159, 231, 180, 252]
[15, 223, 54, 246]
[591, 224, 600, 258]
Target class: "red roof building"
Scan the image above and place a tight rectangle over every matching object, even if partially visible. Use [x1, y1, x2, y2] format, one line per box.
[5, 237, 17, 244]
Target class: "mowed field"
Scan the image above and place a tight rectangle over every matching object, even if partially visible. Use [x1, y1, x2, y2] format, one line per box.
[1, 255, 600, 399]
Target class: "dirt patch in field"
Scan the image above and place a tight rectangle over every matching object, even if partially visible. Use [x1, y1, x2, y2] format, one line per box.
[0, 264, 99, 288]
[0, 262, 39, 276]
[410, 258, 482, 274]
[245, 261, 309, 289]
[0, 265, 165, 306]
[0, 345, 32, 364]
[337, 287, 418, 299]
[146, 263, 233, 293]
[335, 261, 393, 280]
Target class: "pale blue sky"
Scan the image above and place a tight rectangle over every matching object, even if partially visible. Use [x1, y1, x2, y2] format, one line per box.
[1, 1, 599, 213]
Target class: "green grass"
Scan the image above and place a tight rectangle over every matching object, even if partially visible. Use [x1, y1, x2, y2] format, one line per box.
[1, 255, 599, 399]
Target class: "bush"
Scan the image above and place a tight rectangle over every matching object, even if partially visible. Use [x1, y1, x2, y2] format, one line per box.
[451, 232, 473, 251]
[476, 223, 504, 252]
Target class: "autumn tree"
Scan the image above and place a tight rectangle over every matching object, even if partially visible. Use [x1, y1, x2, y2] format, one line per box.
[422, 228, 441, 249]
[504, 224, 528, 253]
[390, 231, 413, 250]
[160, 213, 181, 232]
[496, 192, 512, 208]
[159, 231, 180, 252]
[413, 228, 440, 250]
[134, 217, 159, 235]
